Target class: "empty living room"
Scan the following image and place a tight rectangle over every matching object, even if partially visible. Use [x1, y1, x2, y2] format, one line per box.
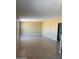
[16, 0, 62, 59]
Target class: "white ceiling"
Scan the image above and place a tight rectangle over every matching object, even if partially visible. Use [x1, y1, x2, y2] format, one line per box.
[16, 0, 62, 18]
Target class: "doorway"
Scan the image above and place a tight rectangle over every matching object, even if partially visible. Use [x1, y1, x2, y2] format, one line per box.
[57, 23, 62, 41]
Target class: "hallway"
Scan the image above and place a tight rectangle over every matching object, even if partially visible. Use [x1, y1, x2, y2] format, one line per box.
[16, 35, 61, 59]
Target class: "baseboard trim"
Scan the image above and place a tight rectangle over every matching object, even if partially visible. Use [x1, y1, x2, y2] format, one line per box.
[42, 35, 57, 42]
[21, 34, 42, 36]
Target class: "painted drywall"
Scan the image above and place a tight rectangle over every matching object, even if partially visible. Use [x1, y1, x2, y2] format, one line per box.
[42, 17, 62, 41]
[16, 0, 61, 17]
[20, 22, 42, 36]
[16, 18, 20, 50]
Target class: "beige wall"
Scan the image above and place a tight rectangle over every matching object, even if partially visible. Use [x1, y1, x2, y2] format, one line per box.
[20, 22, 42, 36]
[42, 17, 62, 41]
[16, 17, 62, 41]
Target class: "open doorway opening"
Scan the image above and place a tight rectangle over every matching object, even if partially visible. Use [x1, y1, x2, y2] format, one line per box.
[57, 23, 62, 41]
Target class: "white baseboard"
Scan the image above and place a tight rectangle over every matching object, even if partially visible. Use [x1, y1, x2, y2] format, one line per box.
[26, 34, 42, 35]
[42, 34, 57, 41]
[20, 34, 42, 36]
